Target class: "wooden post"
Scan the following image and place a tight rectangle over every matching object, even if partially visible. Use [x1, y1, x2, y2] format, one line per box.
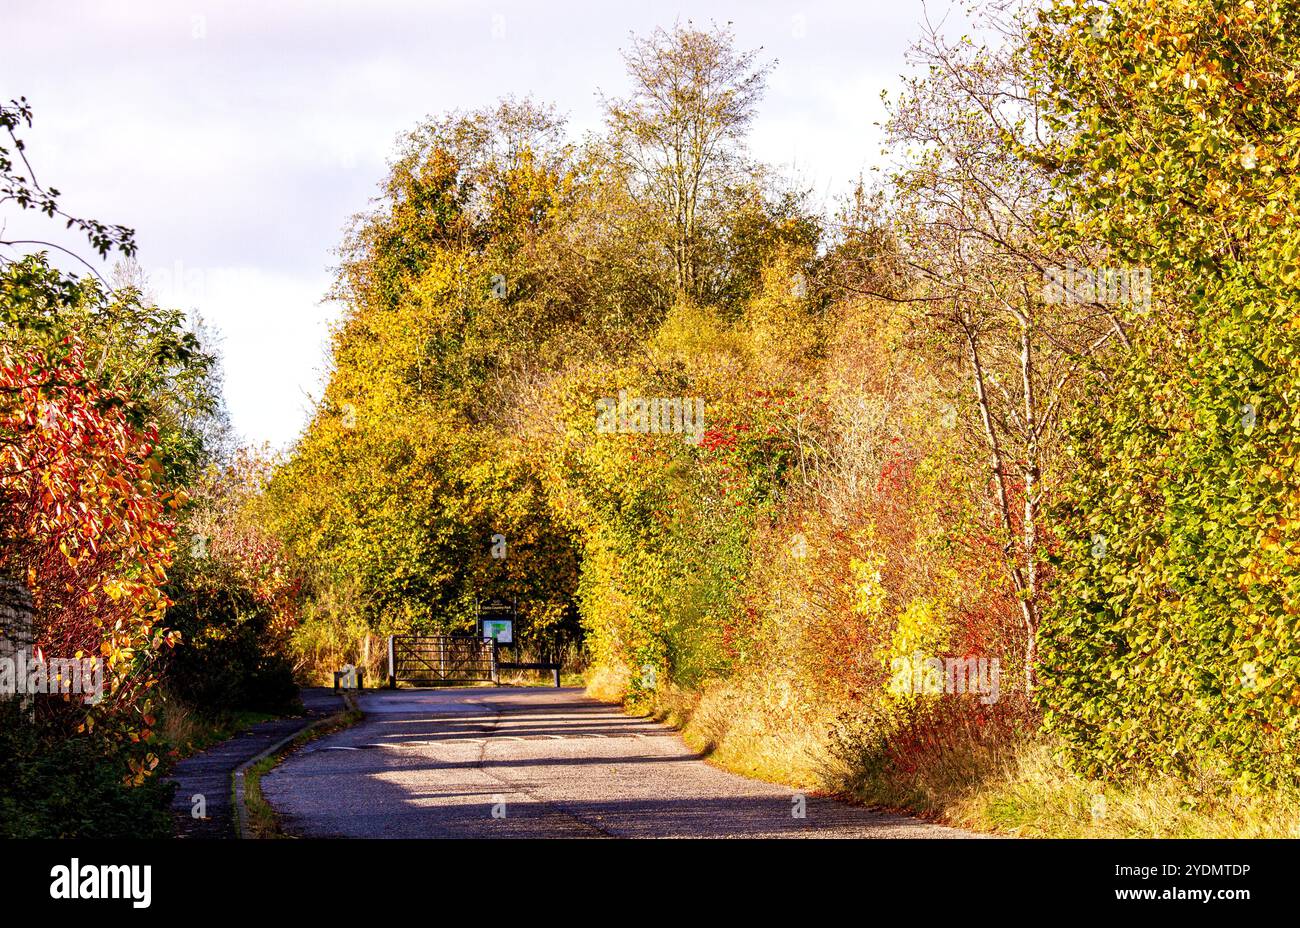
[490, 639, 500, 686]
[386, 636, 396, 689]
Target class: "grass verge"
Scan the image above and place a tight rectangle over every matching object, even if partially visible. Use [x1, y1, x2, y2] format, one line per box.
[945, 739, 1300, 838]
[591, 671, 1300, 838]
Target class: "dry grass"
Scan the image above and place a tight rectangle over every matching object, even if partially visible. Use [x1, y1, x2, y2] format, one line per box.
[588, 670, 843, 791]
[948, 740, 1300, 838]
[590, 671, 1300, 837]
[585, 662, 633, 703]
[677, 681, 842, 790]
[156, 695, 275, 759]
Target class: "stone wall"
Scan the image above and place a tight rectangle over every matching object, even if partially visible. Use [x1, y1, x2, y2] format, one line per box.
[0, 571, 35, 672]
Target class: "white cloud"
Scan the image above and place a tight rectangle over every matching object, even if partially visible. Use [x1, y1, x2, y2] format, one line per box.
[145, 264, 337, 449]
[1, 0, 954, 447]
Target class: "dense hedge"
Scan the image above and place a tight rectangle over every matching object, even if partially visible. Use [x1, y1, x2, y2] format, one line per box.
[1042, 284, 1300, 786]
[1035, 0, 1300, 787]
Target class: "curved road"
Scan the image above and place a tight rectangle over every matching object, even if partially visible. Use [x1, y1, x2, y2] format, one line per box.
[262, 687, 977, 838]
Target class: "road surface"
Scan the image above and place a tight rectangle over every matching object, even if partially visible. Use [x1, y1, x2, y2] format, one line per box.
[261, 687, 977, 838]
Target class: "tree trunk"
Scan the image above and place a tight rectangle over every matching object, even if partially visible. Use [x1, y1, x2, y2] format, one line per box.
[1018, 305, 1041, 694]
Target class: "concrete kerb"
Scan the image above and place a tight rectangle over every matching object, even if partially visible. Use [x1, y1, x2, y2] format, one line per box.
[234, 690, 362, 839]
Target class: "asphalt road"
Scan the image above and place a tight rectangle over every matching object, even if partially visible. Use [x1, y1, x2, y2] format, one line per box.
[261, 687, 977, 838]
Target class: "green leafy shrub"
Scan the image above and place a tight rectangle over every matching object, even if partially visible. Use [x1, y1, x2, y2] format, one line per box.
[0, 700, 175, 838]
[1042, 283, 1300, 787]
[1035, 0, 1300, 787]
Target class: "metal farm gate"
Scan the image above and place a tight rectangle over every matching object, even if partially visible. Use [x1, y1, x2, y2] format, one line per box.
[387, 635, 496, 686]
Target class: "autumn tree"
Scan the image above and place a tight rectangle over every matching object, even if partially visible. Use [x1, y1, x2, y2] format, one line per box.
[0, 333, 182, 787]
[602, 22, 774, 302]
[0, 98, 217, 765]
[841, 6, 1133, 692]
[271, 101, 590, 650]
[163, 449, 299, 713]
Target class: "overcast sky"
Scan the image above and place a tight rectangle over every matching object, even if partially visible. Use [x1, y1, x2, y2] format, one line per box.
[1, 0, 964, 449]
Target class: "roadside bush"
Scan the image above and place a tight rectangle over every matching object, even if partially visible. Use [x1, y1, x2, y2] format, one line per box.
[162, 585, 299, 715]
[0, 700, 175, 838]
[1034, 0, 1300, 789]
[161, 456, 300, 716]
